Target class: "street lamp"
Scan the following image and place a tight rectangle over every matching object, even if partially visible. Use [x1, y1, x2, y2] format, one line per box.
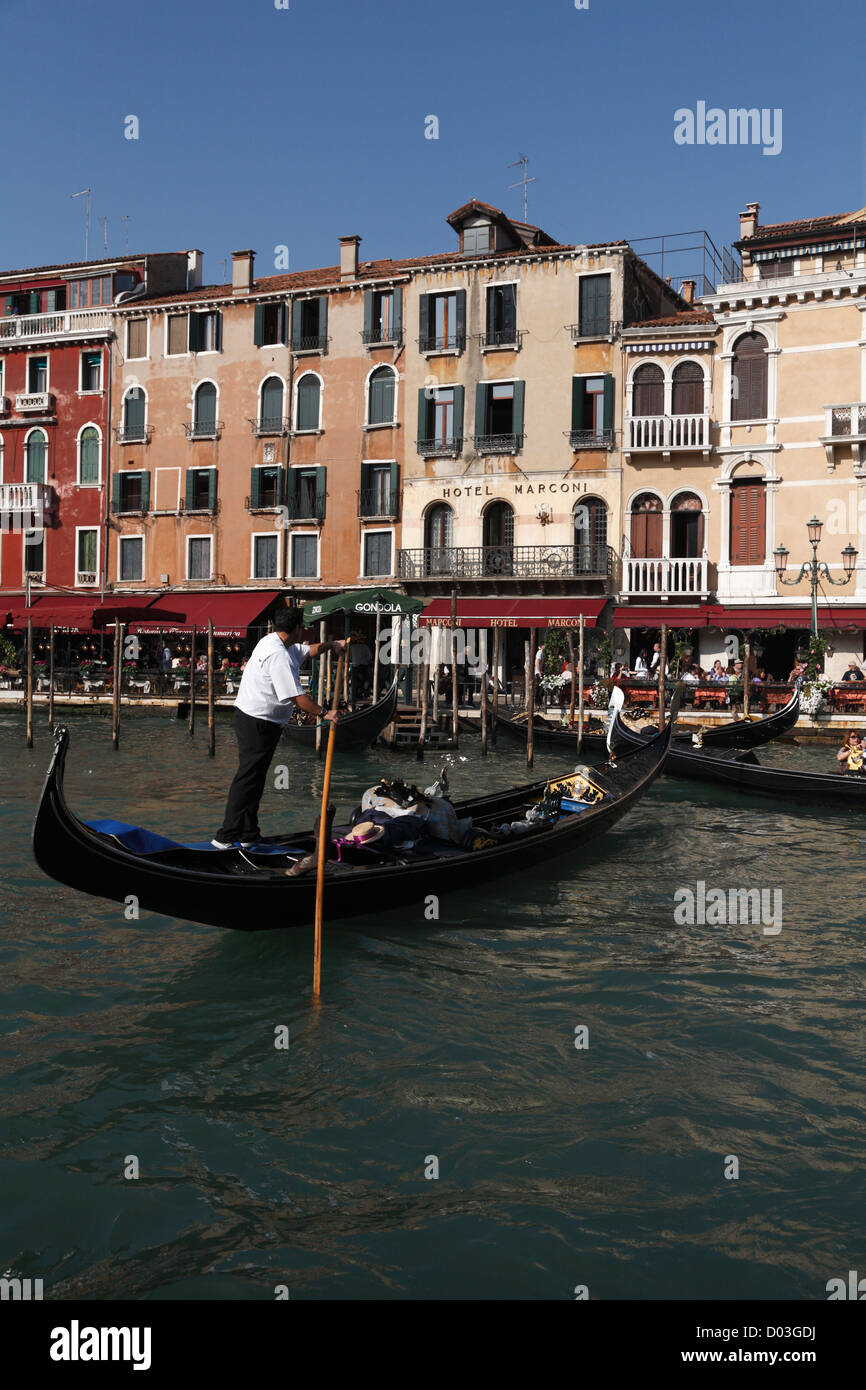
[773, 517, 858, 638]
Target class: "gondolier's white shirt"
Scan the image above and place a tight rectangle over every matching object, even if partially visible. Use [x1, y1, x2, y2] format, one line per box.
[234, 634, 310, 723]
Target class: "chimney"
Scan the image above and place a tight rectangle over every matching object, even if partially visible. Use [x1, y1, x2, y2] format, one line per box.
[339, 235, 361, 282]
[739, 202, 760, 239]
[232, 250, 255, 294]
[681, 279, 696, 305]
[187, 249, 203, 290]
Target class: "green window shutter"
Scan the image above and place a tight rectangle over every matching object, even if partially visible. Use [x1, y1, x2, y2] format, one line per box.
[140, 472, 151, 512]
[571, 377, 585, 431]
[291, 302, 302, 348]
[254, 304, 265, 346]
[250, 467, 262, 509]
[188, 313, 200, 352]
[455, 290, 466, 345]
[602, 374, 614, 435]
[417, 388, 429, 443]
[315, 465, 327, 518]
[29, 291, 39, 314]
[453, 386, 465, 443]
[389, 460, 399, 510]
[512, 381, 525, 438]
[392, 288, 403, 339]
[111, 473, 122, 512]
[363, 291, 373, 341]
[486, 288, 496, 338]
[475, 382, 488, 436]
[80, 428, 99, 483]
[4, 296, 13, 316]
[44, 289, 58, 312]
[214, 311, 222, 351]
[279, 303, 288, 345]
[207, 469, 217, 511]
[317, 297, 327, 344]
[185, 471, 195, 510]
[419, 294, 429, 346]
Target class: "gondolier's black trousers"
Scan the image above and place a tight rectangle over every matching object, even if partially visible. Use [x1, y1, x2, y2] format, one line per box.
[216, 708, 284, 843]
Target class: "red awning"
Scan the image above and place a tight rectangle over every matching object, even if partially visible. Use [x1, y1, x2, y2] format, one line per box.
[419, 598, 606, 628]
[613, 605, 710, 628]
[92, 596, 188, 627]
[129, 590, 280, 638]
[7, 594, 96, 633]
[706, 605, 866, 631]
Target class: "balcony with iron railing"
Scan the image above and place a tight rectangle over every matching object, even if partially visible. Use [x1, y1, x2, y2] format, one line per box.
[418, 334, 466, 354]
[358, 488, 399, 520]
[820, 402, 866, 469]
[473, 432, 524, 455]
[568, 320, 621, 342]
[417, 435, 463, 458]
[284, 492, 326, 523]
[291, 335, 329, 354]
[625, 413, 711, 456]
[567, 428, 614, 451]
[0, 308, 113, 345]
[114, 423, 153, 445]
[397, 543, 613, 582]
[474, 329, 524, 351]
[183, 419, 224, 441]
[622, 553, 709, 598]
[249, 416, 289, 437]
[362, 327, 403, 347]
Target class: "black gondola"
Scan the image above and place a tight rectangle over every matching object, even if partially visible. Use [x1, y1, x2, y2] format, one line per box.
[611, 700, 866, 806]
[673, 687, 800, 749]
[492, 708, 610, 755]
[281, 679, 398, 752]
[33, 718, 674, 932]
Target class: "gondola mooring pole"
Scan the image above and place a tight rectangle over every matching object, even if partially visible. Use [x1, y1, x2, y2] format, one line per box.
[491, 626, 500, 743]
[48, 623, 55, 726]
[417, 621, 429, 761]
[315, 620, 326, 755]
[657, 623, 668, 732]
[313, 650, 345, 1001]
[25, 619, 33, 748]
[372, 610, 381, 703]
[577, 615, 585, 758]
[432, 624, 440, 724]
[343, 615, 350, 705]
[112, 622, 124, 749]
[526, 629, 535, 769]
[480, 627, 488, 755]
[744, 639, 751, 719]
[188, 624, 196, 736]
[450, 588, 459, 749]
[567, 630, 576, 726]
[207, 620, 215, 757]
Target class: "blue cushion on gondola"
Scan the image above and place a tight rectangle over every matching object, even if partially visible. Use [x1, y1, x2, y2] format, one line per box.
[85, 819, 297, 855]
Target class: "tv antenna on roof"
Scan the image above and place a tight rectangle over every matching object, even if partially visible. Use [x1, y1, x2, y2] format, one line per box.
[99, 216, 109, 254]
[71, 188, 92, 260]
[508, 155, 536, 222]
[121, 215, 130, 253]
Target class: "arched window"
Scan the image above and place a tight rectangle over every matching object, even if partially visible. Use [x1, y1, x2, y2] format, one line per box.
[259, 376, 284, 433]
[25, 428, 47, 483]
[483, 501, 514, 574]
[296, 373, 321, 432]
[425, 503, 453, 575]
[193, 382, 217, 436]
[123, 388, 146, 441]
[78, 426, 100, 485]
[629, 492, 663, 558]
[732, 333, 768, 421]
[574, 497, 607, 571]
[670, 492, 704, 557]
[367, 366, 396, 426]
[671, 362, 704, 415]
[632, 363, 664, 416]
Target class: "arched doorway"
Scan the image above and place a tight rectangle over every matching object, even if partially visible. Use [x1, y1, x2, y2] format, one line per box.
[629, 492, 663, 557]
[483, 501, 514, 574]
[574, 497, 607, 572]
[425, 503, 454, 576]
[670, 492, 704, 557]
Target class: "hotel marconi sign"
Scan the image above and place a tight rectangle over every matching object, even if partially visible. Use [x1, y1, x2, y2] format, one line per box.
[437, 480, 591, 499]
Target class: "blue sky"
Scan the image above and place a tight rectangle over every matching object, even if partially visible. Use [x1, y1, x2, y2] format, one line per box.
[3, 0, 865, 285]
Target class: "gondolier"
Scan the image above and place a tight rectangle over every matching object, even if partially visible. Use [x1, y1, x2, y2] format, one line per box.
[212, 607, 343, 848]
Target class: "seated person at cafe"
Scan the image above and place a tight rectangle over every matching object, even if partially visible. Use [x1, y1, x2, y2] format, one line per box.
[633, 649, 650, 677]
[837, 730, 865, 773]
[842, 661, 864, 681]
[708, 660, 728, 683]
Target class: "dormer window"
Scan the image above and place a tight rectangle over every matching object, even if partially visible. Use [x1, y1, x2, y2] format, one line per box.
[463, 223, 492, 255]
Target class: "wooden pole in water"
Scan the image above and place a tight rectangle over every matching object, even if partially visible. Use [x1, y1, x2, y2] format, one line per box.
[47, 624, 55, 725]
[526, 629, 535, 769]
[25, 619, 33, 748]
[315, 621, 326, 755]
[417, 625, 429, 760]
[207, 620, 215, 757]
[567, 630, 575, 726]
[343, 615, 350, 705]
[577, 615, 585, 757]
[372, 610, 381, 702]
[657, 623, 668, 732]
[112, 622, 124, 749]
[450, 589, 459, 748]
[480, 628, 488, 755]
[432, 624, 440, 723]
[313, 650, 345, 1000]
[188, 624, 196, 735]
[743, 639, 751, 719]
[491, 626, 500, 743]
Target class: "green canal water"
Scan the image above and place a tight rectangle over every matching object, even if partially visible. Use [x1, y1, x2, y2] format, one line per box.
[1, 707, 865, 1300]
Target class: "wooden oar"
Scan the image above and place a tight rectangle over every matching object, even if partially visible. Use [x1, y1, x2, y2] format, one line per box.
[313, 649, 345, 1000]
